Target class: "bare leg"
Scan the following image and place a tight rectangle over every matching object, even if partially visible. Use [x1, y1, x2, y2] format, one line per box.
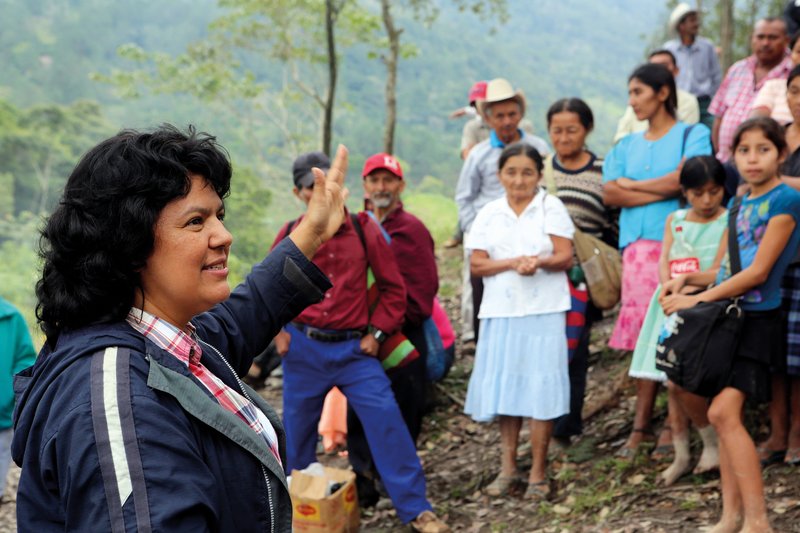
[498, 416, 522, 477]
[528, 419, 553, 485]
[708, 388, 771, 533]
[620, 379, 659, 451]
[660, 382, 691, 485]
[672, 383, 719, 474]
[758, 374, 788, 457]
[786, 377, 800, 462]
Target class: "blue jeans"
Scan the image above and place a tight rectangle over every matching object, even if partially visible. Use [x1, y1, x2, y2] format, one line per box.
[281, 324, 431, 523]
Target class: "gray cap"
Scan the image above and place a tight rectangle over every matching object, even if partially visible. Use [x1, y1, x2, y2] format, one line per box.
[292, 151, 330, 188]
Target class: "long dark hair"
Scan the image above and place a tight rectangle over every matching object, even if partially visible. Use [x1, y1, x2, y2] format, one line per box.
[36, 124, 232, 345]
[629, 63, 678, 119]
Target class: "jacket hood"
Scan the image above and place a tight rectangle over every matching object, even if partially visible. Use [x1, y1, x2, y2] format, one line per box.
[11, 322, 145, 464]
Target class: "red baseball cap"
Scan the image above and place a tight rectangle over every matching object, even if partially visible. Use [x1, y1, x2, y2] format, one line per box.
[362, 153, 403, 179]
[468, 81, 488, 104]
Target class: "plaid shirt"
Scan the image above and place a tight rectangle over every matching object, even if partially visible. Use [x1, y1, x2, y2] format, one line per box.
[709, 53, 792, 162]
[126, 309, 282, 465]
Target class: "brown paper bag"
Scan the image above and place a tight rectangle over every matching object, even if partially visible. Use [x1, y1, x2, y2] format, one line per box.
[290, 466, 359, 532]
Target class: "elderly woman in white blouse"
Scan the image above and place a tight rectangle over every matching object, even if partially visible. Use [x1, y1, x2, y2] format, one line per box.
[464, 142, 574, 502]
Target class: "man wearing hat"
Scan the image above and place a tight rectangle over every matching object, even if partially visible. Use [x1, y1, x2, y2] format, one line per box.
[664, 2, 722, 128]
[454, 77, 550, 340]
[663, 3, 722, 129]
[272, 151, 450, 533]
[347, 152, 440, 508]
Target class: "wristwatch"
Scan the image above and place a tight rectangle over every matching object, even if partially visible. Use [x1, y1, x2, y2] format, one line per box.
[368, 326, 387, 343]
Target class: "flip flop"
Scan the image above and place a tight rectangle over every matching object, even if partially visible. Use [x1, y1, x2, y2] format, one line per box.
[650, 443, 674, 462]
[524, 480, 551, 502]
[485, 473, 522, 497]
[784, 447, 800, 466]
[757, 447, 787, 468]
[615, 427, 654, 460]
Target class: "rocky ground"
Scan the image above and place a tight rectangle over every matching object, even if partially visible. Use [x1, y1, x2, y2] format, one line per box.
[2, 245, 800, 531]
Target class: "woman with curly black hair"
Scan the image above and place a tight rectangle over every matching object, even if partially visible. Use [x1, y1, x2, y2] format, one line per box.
[12, 124, 348, 532]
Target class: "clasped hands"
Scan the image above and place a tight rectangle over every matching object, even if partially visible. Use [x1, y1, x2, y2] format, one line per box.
[511, 255, 538, 276]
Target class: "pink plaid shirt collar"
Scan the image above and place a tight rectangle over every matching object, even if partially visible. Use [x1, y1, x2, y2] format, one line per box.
[126, 308, 201, 365]
[125, 308, 282, 466]
[710, 52, 792, 162]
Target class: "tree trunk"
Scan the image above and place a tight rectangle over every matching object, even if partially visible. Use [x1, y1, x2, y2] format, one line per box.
[718, 0, 734, 72]
[322, 0, 338, 156]
[381, 0, 400, 154]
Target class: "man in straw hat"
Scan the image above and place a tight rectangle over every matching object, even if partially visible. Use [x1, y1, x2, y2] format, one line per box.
[455, 77, 550, 341]
[663, 2, 722, 129]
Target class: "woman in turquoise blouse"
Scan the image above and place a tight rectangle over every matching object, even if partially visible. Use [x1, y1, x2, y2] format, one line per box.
[603, 63, 712, 457]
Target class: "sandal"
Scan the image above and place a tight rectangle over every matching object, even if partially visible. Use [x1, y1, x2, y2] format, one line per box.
[784, 447, 800, 466]
[485, 473, 521, 497]
[615, 427, 654, 459]
[524, 480, 551, 501]
[650, 443, 674, 462]
[756, 446, 787, 468]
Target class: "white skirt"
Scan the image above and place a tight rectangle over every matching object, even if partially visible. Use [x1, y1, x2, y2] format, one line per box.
[464, 313, 570, 422]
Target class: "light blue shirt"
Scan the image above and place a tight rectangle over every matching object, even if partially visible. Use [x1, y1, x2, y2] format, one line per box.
[663, 36, 723, 98]
[455, 130, 550, 232]
[603, 122, 712, 249]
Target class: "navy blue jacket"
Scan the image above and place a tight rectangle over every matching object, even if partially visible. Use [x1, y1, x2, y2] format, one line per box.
[12, 239, 330, 533]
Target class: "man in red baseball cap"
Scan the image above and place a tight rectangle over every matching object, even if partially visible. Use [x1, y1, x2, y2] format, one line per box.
[350, 153, 441, 519]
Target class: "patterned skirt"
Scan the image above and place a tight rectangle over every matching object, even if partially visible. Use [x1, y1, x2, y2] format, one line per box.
[782, 263, 800, 376]
[609, 239, 662, 351]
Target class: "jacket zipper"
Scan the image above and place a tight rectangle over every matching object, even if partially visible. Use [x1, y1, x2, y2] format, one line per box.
[198, 339, 276, 533]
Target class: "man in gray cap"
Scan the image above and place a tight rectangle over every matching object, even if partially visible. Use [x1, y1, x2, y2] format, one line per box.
[454, 78, 550, 341]
[663, 2, 722, 128]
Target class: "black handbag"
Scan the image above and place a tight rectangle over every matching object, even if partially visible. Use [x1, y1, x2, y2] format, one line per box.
[655, 197, 744, 397]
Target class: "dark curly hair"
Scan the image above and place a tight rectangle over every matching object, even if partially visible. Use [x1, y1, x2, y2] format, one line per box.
[36, 124, 232, 345]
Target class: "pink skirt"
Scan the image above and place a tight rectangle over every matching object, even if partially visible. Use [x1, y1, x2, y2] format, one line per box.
[609, 239, 662, 351]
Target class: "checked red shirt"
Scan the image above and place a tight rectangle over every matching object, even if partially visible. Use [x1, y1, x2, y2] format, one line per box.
[126, 308, 282, 465]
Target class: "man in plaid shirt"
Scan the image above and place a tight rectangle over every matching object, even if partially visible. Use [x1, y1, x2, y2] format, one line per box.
[710, 17, 791, 162]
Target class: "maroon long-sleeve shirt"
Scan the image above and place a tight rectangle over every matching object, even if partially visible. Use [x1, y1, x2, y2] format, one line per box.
[378, 205, 439, 327]
[271, 212, 406, 333]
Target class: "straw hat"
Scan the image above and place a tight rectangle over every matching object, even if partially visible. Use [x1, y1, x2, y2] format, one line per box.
[477, 78, 526, 117]
[669, 3, 697, 33]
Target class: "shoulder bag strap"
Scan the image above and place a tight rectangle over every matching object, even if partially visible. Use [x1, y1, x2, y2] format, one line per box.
[680, 124, 695, 159]
[542, 154, 558, 195]
[728, 196, 743, 275]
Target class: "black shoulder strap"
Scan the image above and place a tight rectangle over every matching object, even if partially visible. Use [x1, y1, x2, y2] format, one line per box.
[680, 124, 695, 158]
[728, 196, 743, 275]
[350, 212, 366, 251]
[285, 217, 299, 236]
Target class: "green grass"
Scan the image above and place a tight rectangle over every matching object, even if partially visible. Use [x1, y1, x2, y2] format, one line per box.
[402, 192, 458, 246]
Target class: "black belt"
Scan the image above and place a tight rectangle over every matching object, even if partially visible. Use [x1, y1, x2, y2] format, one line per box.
[290, 322, 364, 343]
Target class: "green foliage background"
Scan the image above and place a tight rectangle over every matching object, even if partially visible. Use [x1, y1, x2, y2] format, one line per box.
[7, 0, 758, 338]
